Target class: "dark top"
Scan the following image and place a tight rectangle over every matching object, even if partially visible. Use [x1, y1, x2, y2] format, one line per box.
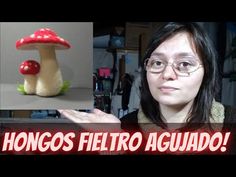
[121, 104, 236, 126]
[120, 105, 236, 154]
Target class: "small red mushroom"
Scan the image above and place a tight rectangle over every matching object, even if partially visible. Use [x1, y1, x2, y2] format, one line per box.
[19, 60, 40, 94]
[19, 60, 40, 75]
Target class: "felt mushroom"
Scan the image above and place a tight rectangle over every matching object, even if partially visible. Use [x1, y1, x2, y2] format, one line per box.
[19, 60, 40, 94]
[16, 28, 71, 97]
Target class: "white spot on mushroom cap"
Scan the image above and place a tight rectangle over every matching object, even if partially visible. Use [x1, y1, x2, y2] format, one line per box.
[24, 66, 29, 71]
[20, 38, 24, 43]
[45, 28, 52, 31]
[58, 37, 65, 41]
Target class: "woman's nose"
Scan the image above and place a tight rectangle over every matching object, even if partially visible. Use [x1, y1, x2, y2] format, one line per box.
[162, 65, 177, 80]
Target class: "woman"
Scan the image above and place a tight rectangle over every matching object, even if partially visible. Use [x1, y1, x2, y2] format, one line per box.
[59, 22, 236, 132]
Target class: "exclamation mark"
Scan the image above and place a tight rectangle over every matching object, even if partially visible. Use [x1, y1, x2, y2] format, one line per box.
[220, 132, 231, 152]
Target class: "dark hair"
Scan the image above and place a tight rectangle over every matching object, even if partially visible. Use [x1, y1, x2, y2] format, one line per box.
[140, 22, 220, 129]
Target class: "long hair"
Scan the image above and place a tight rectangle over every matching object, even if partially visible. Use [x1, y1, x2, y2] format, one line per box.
[140, 22, 220, 129]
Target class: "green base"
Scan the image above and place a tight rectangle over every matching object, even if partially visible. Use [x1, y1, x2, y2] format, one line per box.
[17, 81, 71, 95]
[59, 81, 70, 94]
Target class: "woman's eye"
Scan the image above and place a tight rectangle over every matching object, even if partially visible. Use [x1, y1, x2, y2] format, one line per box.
[179, 62, 191, 67]
[154, 61, 163, 66]
[150, 59, 165, 66]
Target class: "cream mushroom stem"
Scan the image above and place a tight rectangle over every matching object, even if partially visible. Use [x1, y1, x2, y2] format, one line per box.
[24, 75, 37, 94]
[36, 45, 63, 97]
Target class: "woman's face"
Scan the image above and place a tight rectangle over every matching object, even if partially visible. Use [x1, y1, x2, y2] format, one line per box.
[147, 32, 204, 106]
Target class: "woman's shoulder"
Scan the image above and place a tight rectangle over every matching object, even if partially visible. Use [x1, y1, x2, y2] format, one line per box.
[120, 110, 139, 130]
[120, 110, 139, 123]
[119, 105, 236, 124]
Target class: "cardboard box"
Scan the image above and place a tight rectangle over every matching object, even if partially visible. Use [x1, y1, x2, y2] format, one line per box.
[125, 22, 152, 49]
[150, 22, 165, 35]
[12, 110, 32, 118]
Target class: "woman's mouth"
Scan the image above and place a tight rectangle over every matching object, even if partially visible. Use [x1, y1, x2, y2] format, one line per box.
[159, 86, 179, 93]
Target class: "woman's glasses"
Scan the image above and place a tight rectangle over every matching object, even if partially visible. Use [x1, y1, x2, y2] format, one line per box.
[144, 56, 203, 77]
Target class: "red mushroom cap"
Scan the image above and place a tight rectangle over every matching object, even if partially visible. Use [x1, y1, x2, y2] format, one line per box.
[16, 28, 71, 50]
[19, 60, 40, 75]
